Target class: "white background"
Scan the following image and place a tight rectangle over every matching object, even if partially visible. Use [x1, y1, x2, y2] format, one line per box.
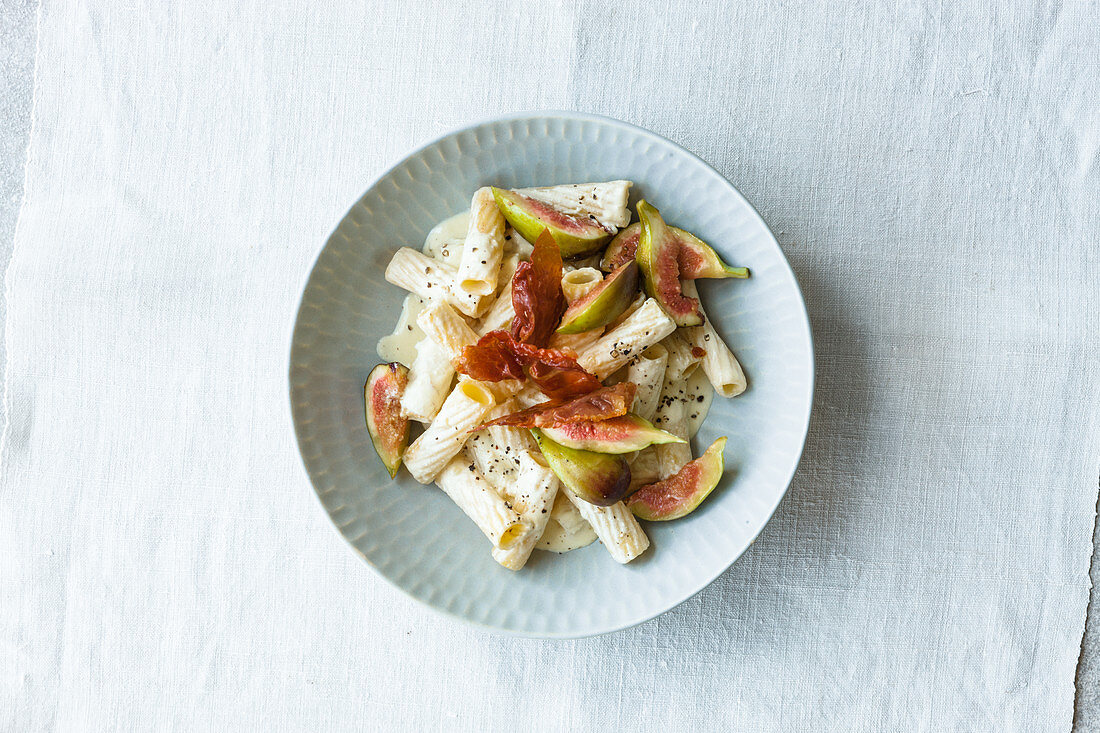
[2, 1, 1099, 730]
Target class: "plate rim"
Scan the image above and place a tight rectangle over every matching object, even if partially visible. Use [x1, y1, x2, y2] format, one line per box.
[287, 110, 816, 638]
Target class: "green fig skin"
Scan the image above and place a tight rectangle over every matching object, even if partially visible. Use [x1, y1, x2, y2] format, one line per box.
[636, 201, 704, 326]
[539, 414, 685, 454]
[491, 187, 613, 258]
[364, 362, 410, 478]
[627, 437, 727, 521]
[532, 429, 632, 507]
[556, 261, 640, 334]
[602, 223, 748, 280]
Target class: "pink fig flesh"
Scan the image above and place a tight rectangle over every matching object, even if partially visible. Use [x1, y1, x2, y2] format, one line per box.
[603, 223, 747, 279]
[635, 200, 703, 326]
[627, 437, 726, 520]
[364, 362, 410, 478]
[540, 414, 684, 454]
[491, 187, 613, 258]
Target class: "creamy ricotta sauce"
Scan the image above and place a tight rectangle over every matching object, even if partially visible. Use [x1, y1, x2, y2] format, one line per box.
[376, 293, 427, 367]
[421, 211, 468, 267]
[537, 492, 598, 552]
[537, 518, 598, 553]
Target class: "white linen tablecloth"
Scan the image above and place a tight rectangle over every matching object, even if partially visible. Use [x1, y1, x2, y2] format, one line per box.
[3, 2, 1099, 730]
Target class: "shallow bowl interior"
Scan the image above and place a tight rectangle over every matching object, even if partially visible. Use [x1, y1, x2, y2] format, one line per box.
[289, 113, 813, 637]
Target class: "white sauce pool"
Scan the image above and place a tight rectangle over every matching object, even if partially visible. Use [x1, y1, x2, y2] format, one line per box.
[376, 293, 427, 367]
[422, 211, 468, 267]
[537, 518, 598, 553]
[537, 492, 598, 553]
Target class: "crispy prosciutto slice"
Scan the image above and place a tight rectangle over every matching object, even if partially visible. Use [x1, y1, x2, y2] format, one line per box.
[453, 330, 527, 382]
[478, 382, 637, 430]
[455, 330, 601, 401]
[509, 229, 565, 347]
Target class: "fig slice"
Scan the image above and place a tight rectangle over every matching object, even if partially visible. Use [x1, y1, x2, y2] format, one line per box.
[627, 437, 726, 520]
[674, 228, 750, 279]
[491, 187, 613, 258]
[635, 200, 703, 326]
[363, 362, 410, 478]
[556, 261, 639, 334]
[540, 414, 685, 454]
[532, 429, 631, 507]
[602, 223, 749, 280]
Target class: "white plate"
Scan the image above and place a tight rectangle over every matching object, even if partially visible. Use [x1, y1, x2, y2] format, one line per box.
[289, 112, 813, 637]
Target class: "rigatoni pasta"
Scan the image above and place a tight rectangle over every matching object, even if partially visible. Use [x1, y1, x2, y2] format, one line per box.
[578, 298, 676, 379]
[403, 378, 496, 483]
[454, 187, 505, 301]
[491, 450, 559, 570]
[516, 181, 633, 228]
[550, 267, 607, 353]
[385, 247, 458, 303]
[477, 280, 514, 335]
[628, 448, 661, 489]
[401, 337, 454, 422]
[437, 455, 530, 550]
[549, 329, 604, 357]
[560, 267, 603, 302]
[662, 331, 703, 381]
[418, 301, 479, 363]
[466, 400, 536, 491]
[626, 344, 668, 421]
[563, 493, 649, 564]
[654, 394, 692, 479]
[680, 279, 747, 397]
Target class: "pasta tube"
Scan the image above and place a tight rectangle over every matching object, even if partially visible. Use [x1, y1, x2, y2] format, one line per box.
[654, 379, 692, 479]
[550, 490, 589, 534]
[437, 455, 530, 550]
[513, 382, 551, 409]
[681, 279, 747, 397]
[401, 338, 454, 422]
[628, 448, 661, 490]
[606, 292, 646, 331]
[578, 298, 676, 379]
[403, 379, 496, 483]
[466, 400, 536, 494]
[516, 181, 633, 228]
[662, 331, 704, 381]
[491, 451, 560, 570]
[477, 280, 514, 335]
[560, 267, 603, 303]
[497, 253, 520, 295]
[563, 493, 649, 564]
[385, 247, 456, 302]
[418, 301, 479, 363]
[546, 267, 606, 353]
[548, 329, 604, 356]
[454, 187, 505, 299]
[537, 492, 598, 553]
[626, 344, 668, 421]
[385, 247, 487, 318]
